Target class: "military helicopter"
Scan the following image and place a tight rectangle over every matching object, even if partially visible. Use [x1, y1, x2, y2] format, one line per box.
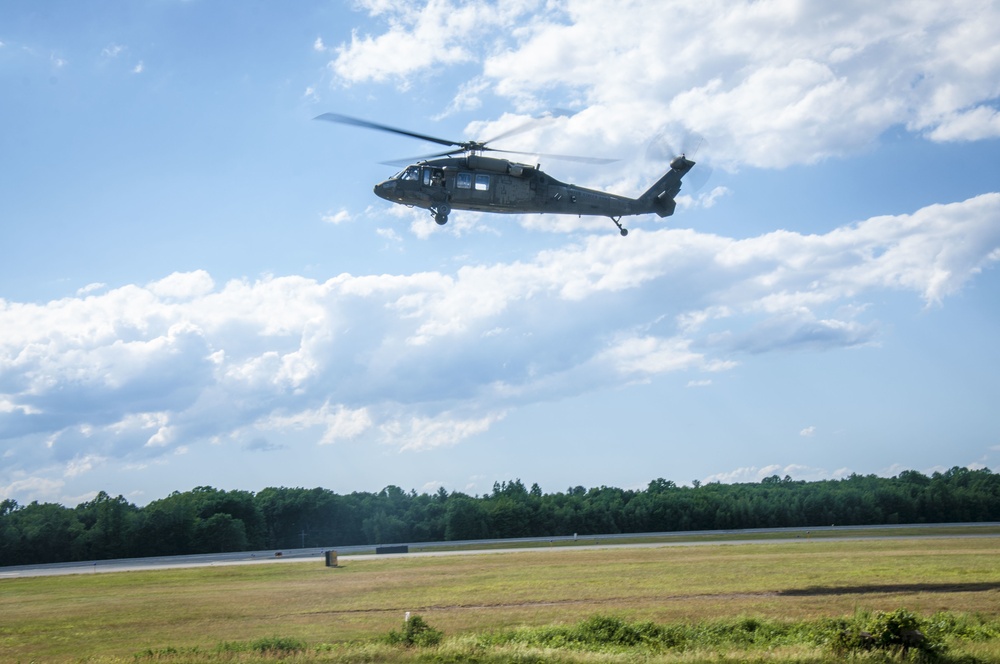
[315, 112, 696, 236]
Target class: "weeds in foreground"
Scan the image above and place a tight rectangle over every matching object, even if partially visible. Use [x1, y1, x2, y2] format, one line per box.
[475, 610, 950, 656]
[216, 635, 308, 654]
[127, 610, 1000, 663]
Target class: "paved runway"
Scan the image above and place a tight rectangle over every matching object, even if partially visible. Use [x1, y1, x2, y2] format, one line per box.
[3, 523, 997, 578]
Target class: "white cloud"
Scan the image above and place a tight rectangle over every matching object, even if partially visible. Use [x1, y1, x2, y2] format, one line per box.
[1, 476, 64, 502]
[1, 193, 997, 496]
[800, 426, 817, 437]
[322, 209, 352, 224]
[598, 336, 706, 377]
[145, 425, 175, 448]
[257, 401, 373, 445]
[383, 411, 506, 451]
[702, 465, 777, 484]
[101, 44, 125, 58]
[927, 105, 1000, 142]
[328, 0, 544, 87]
[1, 398, 40, 416]
[65, 454, 104, 477]
[704, 462, 835, 484]
[376, 227, 402, 242]
[331, 1, 1000, 168]
[147, 270, 215, 299]
[76, 282, 107, 296]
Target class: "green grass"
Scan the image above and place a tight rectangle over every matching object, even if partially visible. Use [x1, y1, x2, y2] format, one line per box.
[2, 535, 999, 662]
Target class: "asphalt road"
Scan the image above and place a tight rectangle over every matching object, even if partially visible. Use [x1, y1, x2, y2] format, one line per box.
[2, 522, 997, 578]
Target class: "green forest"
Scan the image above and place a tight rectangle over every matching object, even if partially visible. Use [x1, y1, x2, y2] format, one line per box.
[2, 466, 999, 566]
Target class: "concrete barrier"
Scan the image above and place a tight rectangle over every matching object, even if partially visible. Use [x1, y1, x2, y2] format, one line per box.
[375, 545, 408, 554]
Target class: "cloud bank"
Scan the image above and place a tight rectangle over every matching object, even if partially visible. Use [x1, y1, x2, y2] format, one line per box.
[3, 194, 998, 501]
[327, 0, 1000, 168]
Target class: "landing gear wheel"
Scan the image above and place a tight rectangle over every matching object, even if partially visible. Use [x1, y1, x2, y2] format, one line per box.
[620, 228, 628, 237]
[433, 204, 450, 226]
[611, 216, 628, 236]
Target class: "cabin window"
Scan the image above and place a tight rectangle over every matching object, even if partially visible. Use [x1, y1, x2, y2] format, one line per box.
[423, 169, 431, 186]
[475, 174, 490, 191]
[457, 172, 472, 189]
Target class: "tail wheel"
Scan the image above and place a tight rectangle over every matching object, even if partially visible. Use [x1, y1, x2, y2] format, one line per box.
[611, 216, 628, 236]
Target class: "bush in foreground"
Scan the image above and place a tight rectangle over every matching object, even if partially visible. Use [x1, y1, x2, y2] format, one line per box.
[215, 636, 307, 655]
[825, 608, 947, 659]
[385, 614, 444, 647]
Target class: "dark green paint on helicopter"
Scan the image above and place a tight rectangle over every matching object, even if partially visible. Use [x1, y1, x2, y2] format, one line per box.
[317, 112, 696, 236]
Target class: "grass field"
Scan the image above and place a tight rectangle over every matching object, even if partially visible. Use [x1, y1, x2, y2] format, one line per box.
[3, 534, 1000, 662]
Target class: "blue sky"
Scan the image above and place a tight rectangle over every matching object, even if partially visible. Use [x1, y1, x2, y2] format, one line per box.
[2, 0, 999, 506]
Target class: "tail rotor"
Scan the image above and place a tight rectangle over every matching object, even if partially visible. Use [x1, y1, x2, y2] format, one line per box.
[646, 127, 712, 192]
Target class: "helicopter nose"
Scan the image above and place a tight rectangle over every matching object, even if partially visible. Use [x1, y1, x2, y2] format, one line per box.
[373, 180, 394, 201]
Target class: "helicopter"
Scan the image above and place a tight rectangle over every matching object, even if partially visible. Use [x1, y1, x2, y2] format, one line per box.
[315, 112, 697, 236]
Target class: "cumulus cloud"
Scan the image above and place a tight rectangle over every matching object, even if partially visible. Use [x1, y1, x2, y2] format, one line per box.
[322, 209, 352, 224]
[329, 1, 1000, 168]
[1, 476, 65, 503]
[704, 462, 834, 484]
[382, 411, 506, 451]
[101, 44, 125, 58]
[1, 194, 998, 500]
[256, 401, 373, 445]
[329, 0, 518, 86]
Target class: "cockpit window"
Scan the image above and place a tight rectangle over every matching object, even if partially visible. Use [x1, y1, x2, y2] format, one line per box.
[401, 167, 420, 181]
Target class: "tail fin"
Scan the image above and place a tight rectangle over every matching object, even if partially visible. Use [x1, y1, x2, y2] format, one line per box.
[638, 156, 695, 218]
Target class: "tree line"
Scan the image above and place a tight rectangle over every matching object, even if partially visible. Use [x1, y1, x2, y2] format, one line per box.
[2, 466, 999, 566]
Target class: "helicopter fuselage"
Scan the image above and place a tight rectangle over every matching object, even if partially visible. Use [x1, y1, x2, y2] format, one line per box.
[374, 154, 693, 236]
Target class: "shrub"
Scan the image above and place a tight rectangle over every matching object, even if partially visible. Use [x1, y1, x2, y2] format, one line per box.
[386, 614, 444, 647]
[827, 609, 945, 659]
[215, 636, 306, 654]
[573, 614, 665, 647]
[250, 636, 307, 653]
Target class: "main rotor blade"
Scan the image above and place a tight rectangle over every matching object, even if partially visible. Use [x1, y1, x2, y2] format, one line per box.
[480, 115, 557, 145]
[380, 149, 465, 166]
[478, 109, 579, 146]
[314, 112, 460, 149]
[486, 147, 619, 165]
[317, 110, 617, 165]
